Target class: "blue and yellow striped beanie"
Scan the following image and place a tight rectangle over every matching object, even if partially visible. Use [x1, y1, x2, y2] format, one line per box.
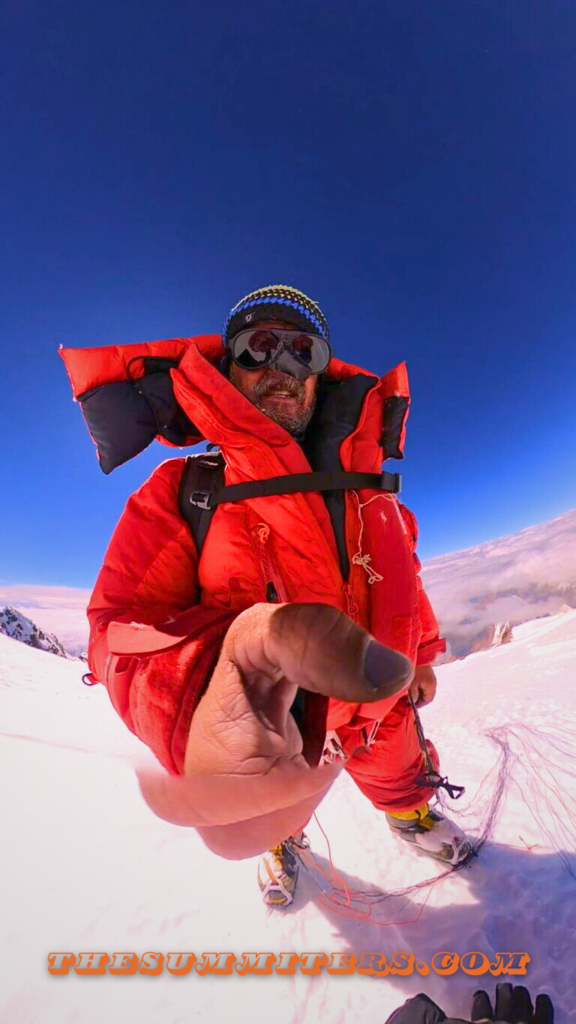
[223, 285, 330, 346]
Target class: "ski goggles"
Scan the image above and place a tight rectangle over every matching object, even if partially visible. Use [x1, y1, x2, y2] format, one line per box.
[228, 328, 332, 376]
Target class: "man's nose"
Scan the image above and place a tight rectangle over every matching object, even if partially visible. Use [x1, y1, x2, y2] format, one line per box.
[265, 367, 293, 383]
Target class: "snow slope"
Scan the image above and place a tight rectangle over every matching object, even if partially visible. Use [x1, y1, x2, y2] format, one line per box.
[1, 612, 575, 1023]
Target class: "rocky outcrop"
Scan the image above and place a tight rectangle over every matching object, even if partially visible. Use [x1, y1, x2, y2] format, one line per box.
[0, 606, 71, 658]
[467, 621, 513, 655]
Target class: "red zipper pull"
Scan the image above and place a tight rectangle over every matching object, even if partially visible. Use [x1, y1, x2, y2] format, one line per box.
[250, 522, 288, 603]
[343, 582, 360, 621]
[253, 523, 270, 545]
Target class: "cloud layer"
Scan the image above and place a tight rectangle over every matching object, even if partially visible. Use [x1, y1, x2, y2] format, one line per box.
[420, 508, 576, 657]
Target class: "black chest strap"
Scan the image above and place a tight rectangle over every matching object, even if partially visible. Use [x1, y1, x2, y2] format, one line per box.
[178, 449, 401, 555]
[193, 467, 401, 509]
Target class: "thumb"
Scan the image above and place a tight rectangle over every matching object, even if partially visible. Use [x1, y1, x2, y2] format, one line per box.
[224, 602, 414, 702]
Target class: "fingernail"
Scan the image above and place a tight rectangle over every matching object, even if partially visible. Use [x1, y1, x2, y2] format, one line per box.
[362, 639, 414, 693]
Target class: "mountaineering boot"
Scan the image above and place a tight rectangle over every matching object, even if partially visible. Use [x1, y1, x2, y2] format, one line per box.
[386, 804, 473, 866]
[257, 832, 308, 907]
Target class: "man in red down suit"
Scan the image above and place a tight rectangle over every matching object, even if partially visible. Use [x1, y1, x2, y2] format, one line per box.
[82, 284, 471, 907]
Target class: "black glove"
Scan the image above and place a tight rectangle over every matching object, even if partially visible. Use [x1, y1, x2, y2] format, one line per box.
[470, 984, 554, 1024]
[384, 986, 554, 1024]
[385, 992, 467, 1024]
[385, 993, 454, 1024]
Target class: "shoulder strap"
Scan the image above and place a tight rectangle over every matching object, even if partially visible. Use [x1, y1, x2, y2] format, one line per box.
[178, 450, 225, 555]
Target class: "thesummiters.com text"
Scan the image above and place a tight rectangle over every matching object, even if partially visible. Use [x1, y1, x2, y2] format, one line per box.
[48, 951, 530, 977]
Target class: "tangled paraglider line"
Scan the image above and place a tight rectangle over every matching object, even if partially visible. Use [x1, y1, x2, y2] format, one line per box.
[482, 722, 576, 881]
[294, 722, 576, 925]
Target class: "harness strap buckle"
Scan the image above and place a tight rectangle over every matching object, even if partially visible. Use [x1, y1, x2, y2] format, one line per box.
[189, 490, 214, 510]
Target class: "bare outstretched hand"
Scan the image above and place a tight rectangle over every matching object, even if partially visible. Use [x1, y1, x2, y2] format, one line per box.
[138, 602, 414, 856]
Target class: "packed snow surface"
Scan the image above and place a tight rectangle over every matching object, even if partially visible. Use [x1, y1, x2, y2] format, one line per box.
[1, 611, 575, 1023]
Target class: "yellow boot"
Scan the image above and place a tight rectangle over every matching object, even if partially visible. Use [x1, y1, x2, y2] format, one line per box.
[257, 833, 308, 907]
[386, 804, 472, 866]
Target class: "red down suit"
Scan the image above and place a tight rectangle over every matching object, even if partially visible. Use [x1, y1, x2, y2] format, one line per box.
[62, 334, 446, 813]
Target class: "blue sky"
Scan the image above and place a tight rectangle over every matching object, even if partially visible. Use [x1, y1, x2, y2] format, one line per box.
[2, 0, 576, 589]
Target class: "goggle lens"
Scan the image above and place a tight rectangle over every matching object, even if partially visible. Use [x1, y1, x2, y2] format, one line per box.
[230, 329, 330, 374]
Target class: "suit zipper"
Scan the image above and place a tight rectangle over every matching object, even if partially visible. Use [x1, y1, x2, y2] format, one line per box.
[343, 581, 360, 622]
[251, 520, 353, 619]
[250, 523, 289, 603]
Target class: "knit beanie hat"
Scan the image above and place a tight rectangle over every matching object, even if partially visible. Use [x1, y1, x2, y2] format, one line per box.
[223, 285, 330, 345]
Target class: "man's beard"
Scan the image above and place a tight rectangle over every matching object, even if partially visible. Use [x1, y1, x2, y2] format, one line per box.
[252, 375, 316, 436]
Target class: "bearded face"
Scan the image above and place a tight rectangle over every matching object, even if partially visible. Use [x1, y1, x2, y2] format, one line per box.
[228, 320, 318, 435]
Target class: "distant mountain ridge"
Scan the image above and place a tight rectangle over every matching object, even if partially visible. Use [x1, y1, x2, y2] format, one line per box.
[0, 606, 75, 659]
[420, 508, 576, 660]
